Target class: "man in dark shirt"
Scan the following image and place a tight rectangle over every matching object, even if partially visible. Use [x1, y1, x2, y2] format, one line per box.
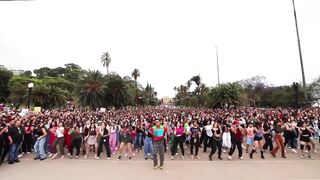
[8, 120, 24, 164]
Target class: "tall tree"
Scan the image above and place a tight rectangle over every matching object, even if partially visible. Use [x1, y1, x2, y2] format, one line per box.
[101, 52, 111, 75]
[73, 70, 106, 109]
[0, 67, 13, 101]
[131, 68, 141, 84]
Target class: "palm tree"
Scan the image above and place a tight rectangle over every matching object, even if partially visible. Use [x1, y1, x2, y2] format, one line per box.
[131, 68, 141, 84]
[105, 75, 129, 108]
[101, 51, 111, 75]
[73, 70, 106, 109]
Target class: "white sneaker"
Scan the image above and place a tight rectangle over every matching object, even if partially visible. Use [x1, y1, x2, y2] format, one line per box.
[125, 153, 128, 157]
[291, 149, 298, 154]
[147, 153, 150, 156]
[18, 154, 23, 158]
[181, 156, 184, 160]
[27, 152, 31, 154]
[300, 155, 305, 159]
[314, 150, 318, 153]
[48, 154, 53, 158]
[95, 156, 100, 160]
[228, 156, 232, 160]
[176, 153, 178, 156]
[191, 155, 194, 159]
[84, 155, 88, 159]
[107, 157, 110, 160]
[223, 150, 226, 153]
[239, 156, 244, 160]
[75, 156, 79, 159]
[196, 156, 201, 160]
[132, 153, 136, 157]
[171, 156, 174, 160]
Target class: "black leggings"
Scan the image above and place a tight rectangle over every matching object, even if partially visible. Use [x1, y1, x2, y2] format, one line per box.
[263, 134, 273, 151]
[210, 138, 222, 157]
[0, 143, 9, 163]
[22, 134, 33, 153]
[97, 137, 111, 157]
[70, 138, 82, 156]
[171, 136, 185, 156]
[190, 138, 200, 156]
[228, 140, 243, 158]
[284, 131, 296, 149]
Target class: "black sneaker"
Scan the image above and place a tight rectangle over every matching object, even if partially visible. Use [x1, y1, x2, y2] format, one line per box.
[145, 157, 148, 160]
[8, 161, 14, 165]
[40, 158, 47, 161]
[129, 156, 132, 160]
[218, 156, 223, 160]
[14, 159, 20, 163]
[209, 155, 213, 161]
[34, 157, 40, 160]
[117, 156, 122, 160]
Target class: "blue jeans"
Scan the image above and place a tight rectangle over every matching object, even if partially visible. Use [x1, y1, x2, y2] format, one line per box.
[144, 137, 153, 158]
[135, 133, 143, 149]
[9, 144, 20, 161]
[34, 138, 47, 159]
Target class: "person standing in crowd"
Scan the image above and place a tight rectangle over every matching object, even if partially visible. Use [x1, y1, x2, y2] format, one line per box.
[51, 122, 65, 160]
[228, 120, 245, 160]
[68, 123, 82, 159]
[22, 121, 33, 155]
[117, 123, 133, 160]
[209, 121, 222, 161]
[262, 119, 273, 152]
[245, 122, 255, 153]
[298, 121, 313, 159]
[8, 120, 24, 164]
[144, 122, 154, 160]
[203, 120, 213, 153]
[249, 123, 265, 159]
[34, 122, 48, 161]
[0, 122, 9, 165]
[96, 122, 111, 160]
[48, 121, 57, 158]
[171, 121, 185, 160]
[109, 122, 117, 155]
[135, 122, 144, 153]
[284, 118, 298, 154]
[271, 120, 286, 158]
[190, 121, 201, 159]
[83, 121, 97, 159]
[150, 119, 167, 170]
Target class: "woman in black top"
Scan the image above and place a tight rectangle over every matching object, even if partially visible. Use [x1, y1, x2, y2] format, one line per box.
[189, 121, 201, 159]
[262, 119, 273, 152]
[68, 123, 82, 159]
[96, 122, 111, 159]
[298, 121, 313, 159]
[117, 123, 133, 160]
[209, 121, 223, 161]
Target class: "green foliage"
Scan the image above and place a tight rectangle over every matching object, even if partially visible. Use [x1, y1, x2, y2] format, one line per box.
[0, 67, 13, 101]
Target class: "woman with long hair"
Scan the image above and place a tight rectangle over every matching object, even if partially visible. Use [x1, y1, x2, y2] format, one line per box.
[34, 122, 48, 161]
[117, 123, 133, 160]
[171, 121, 185, 160]
[298, 121, 313, 159]
[271, 120, 286, 158]
[22, 122, 33, 154]
[83, 121, 98, 159]
[209, 121, 223, 161]
[96, 122, 111, 159]
[48, 121, 57, 158]
[284, 118, 298, 154]
[68, 123, 82, 159]
[190, 121, 201, 159]
[249, 123, 265, 159]
[51, 122, 65, 160]
[109, 122, 117, 155]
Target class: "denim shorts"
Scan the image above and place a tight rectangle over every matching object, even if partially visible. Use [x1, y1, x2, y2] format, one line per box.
[246, 137, 254, 145]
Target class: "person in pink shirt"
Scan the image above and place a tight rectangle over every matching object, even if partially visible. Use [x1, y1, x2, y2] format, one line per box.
[171, 121, 185, 160]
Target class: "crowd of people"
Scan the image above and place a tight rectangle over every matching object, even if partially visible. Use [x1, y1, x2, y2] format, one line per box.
[0, 106, 319, 169]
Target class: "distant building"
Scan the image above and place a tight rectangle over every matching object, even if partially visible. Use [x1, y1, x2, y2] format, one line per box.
[11, 69, 25, 75]
[162, 96, 172, 105]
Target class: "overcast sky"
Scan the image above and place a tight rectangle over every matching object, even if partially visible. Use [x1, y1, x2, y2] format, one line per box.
[0, 0, 319, 98]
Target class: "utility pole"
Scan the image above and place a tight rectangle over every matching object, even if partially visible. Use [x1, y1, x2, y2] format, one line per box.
[292, 0, 308, 102]
[215, 46, 220, 86]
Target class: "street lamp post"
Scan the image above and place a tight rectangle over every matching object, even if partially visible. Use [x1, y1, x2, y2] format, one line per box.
[27, 83, 34, 109]
[292, 0, 308, 102]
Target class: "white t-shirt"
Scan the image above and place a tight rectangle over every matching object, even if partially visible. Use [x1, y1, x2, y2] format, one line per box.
[56, 127, 64, 137]
[205, 125, 213, 137]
